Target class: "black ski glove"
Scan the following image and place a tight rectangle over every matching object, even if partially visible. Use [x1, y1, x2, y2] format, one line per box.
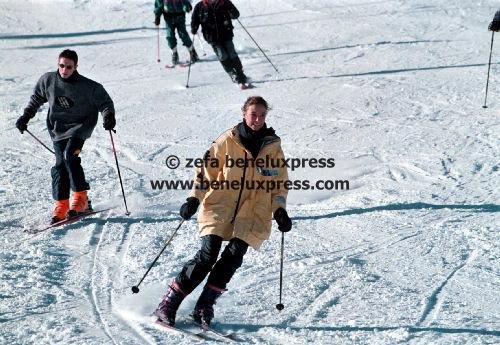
[155, 15, 161, 26]
[103, 113, 116, 131]
[489, 10, 500, 31]
[15, 114, 31, 134]
[274, 207, 292, 232]
[180, 197, 200, 220]
[489, 20, 500, 32]
[184, 3, 192, 13]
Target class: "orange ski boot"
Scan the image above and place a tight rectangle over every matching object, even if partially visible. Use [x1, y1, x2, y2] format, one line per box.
[68, 190, 88, 217]
[51, 199, 69, 224]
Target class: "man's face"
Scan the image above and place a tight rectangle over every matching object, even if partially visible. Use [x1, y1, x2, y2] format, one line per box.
[243, 104, 267, 131]
[58, 57, 76, 79]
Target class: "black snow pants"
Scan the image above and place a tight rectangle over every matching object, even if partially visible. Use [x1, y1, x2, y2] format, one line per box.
[176, 235, 249, 293]
[51, 137, 89, 200]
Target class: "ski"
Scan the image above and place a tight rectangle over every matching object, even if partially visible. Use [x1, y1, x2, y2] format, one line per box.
[165, 62, 191, 69]
[154, 319, 205, 340]
[24, 207, 116, 235]
[196, 321, 237, 342]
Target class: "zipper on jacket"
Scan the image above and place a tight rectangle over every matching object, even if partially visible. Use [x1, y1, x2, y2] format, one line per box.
[230, 150, 247, 224]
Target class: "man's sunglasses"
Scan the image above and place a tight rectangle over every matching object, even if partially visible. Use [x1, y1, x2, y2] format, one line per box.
[58, 64, 75, 70]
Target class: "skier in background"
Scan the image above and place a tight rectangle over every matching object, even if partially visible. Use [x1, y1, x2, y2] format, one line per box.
[153, 96, 292, 326]
[15, 49, 115, 224]
[191, 0, 251, 89]
[154, 0, 199, 65]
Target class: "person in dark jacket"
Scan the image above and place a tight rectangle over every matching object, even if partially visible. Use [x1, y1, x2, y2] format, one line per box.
[153, 96, 292, 327]
[191, 0, 249, 87]
[154, 0, 199, 65]
[15, 49, 116, 224]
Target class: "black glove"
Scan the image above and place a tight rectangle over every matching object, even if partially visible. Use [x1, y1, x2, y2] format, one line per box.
[274, 207, 292, 232]
[103, 113, 116, 131]
[489, 20, 500, 32]
[180, 197, 200, 220]
[191, 29, 197, 35]
[155, 15, 161, 26]
[184, 3, 192, 13]
[15, 114, 30, 134]
[489, 10, 500, 32]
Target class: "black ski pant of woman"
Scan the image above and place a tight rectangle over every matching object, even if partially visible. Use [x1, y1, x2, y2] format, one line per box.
[176, 235, 248, 293]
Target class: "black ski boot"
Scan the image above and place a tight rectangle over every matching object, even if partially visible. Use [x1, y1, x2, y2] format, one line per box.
[153, 280, 187, 326]
[230, 57, 248, 85]
[171, 50, 179, 65]
[221, 60, 238, 82]
[189, 47, 199, 63]
[192, 284, 225, 326]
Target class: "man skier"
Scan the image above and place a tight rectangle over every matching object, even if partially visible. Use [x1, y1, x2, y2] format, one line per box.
[15, 49, 116, 224]
[154, 0, 199, 65]
[191, 0, 251, 88]
[153, 96, 292, 326]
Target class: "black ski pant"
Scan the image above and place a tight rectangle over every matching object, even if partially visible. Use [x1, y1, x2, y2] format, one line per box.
[176, 234, 248, 293]
[51, 137, 89, 201]
[210, 40, 247, 83]
[164, 13, 192, 50]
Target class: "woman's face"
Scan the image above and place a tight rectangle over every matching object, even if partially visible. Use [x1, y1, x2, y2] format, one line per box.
[243, 104, 267, 131]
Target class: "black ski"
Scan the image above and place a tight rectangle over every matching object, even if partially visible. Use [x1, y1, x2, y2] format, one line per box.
[197, 321, 237, 342]
[25, 207, 116, 235]
[154, 319, 205, 340]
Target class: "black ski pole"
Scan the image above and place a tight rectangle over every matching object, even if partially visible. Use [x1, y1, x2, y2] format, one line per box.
[109, 130, 130, 215]
[25, 129, 55, 155]
[131, 219, 185, 293]
[157, 24, 161, 63]
[186, 35, 195, 88]
[276, 231, 285, 311]
[483, 31, 495, 108]
[237, 18, 278, 72]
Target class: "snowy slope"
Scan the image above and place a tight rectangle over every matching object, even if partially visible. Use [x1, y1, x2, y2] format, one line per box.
[1, 0, 499, 344]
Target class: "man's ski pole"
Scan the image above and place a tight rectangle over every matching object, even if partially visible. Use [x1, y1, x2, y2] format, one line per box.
[237, 18, 278, 72]
[131, 219, 185, 293]
[25, 129, 55, 154]
[483, 31, 495, 108]
[109, 130, 130, 215]
[276, 232, 285, 311]
[157, 25, 161, 63]
[186, 35, 195, 88]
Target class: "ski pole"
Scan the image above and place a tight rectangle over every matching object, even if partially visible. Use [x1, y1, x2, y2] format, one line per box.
[197, 32, 207, 56]
[157, 24, 161, 63]
[237, 18, 278, 72]
[109, 130, 130, 216]
[186, 35, 195, 88]
[276, 231, 285, 311]
[25, 129, 55, 155]
[132, 219, 185, 293]
[483, 31, 495, 108]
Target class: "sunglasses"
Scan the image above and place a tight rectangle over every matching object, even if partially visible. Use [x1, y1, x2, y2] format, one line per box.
[58, 63, 75, 70]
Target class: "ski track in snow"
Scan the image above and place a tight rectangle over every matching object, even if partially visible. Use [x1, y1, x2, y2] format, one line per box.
[1, 0, 500, 344]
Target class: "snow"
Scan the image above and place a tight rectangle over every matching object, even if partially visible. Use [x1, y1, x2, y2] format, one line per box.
[1, 0, 499, 344]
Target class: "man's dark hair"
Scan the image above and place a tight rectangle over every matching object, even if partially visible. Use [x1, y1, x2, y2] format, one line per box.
[58, 49, 78, 65]
[241, 96, 271, 112]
